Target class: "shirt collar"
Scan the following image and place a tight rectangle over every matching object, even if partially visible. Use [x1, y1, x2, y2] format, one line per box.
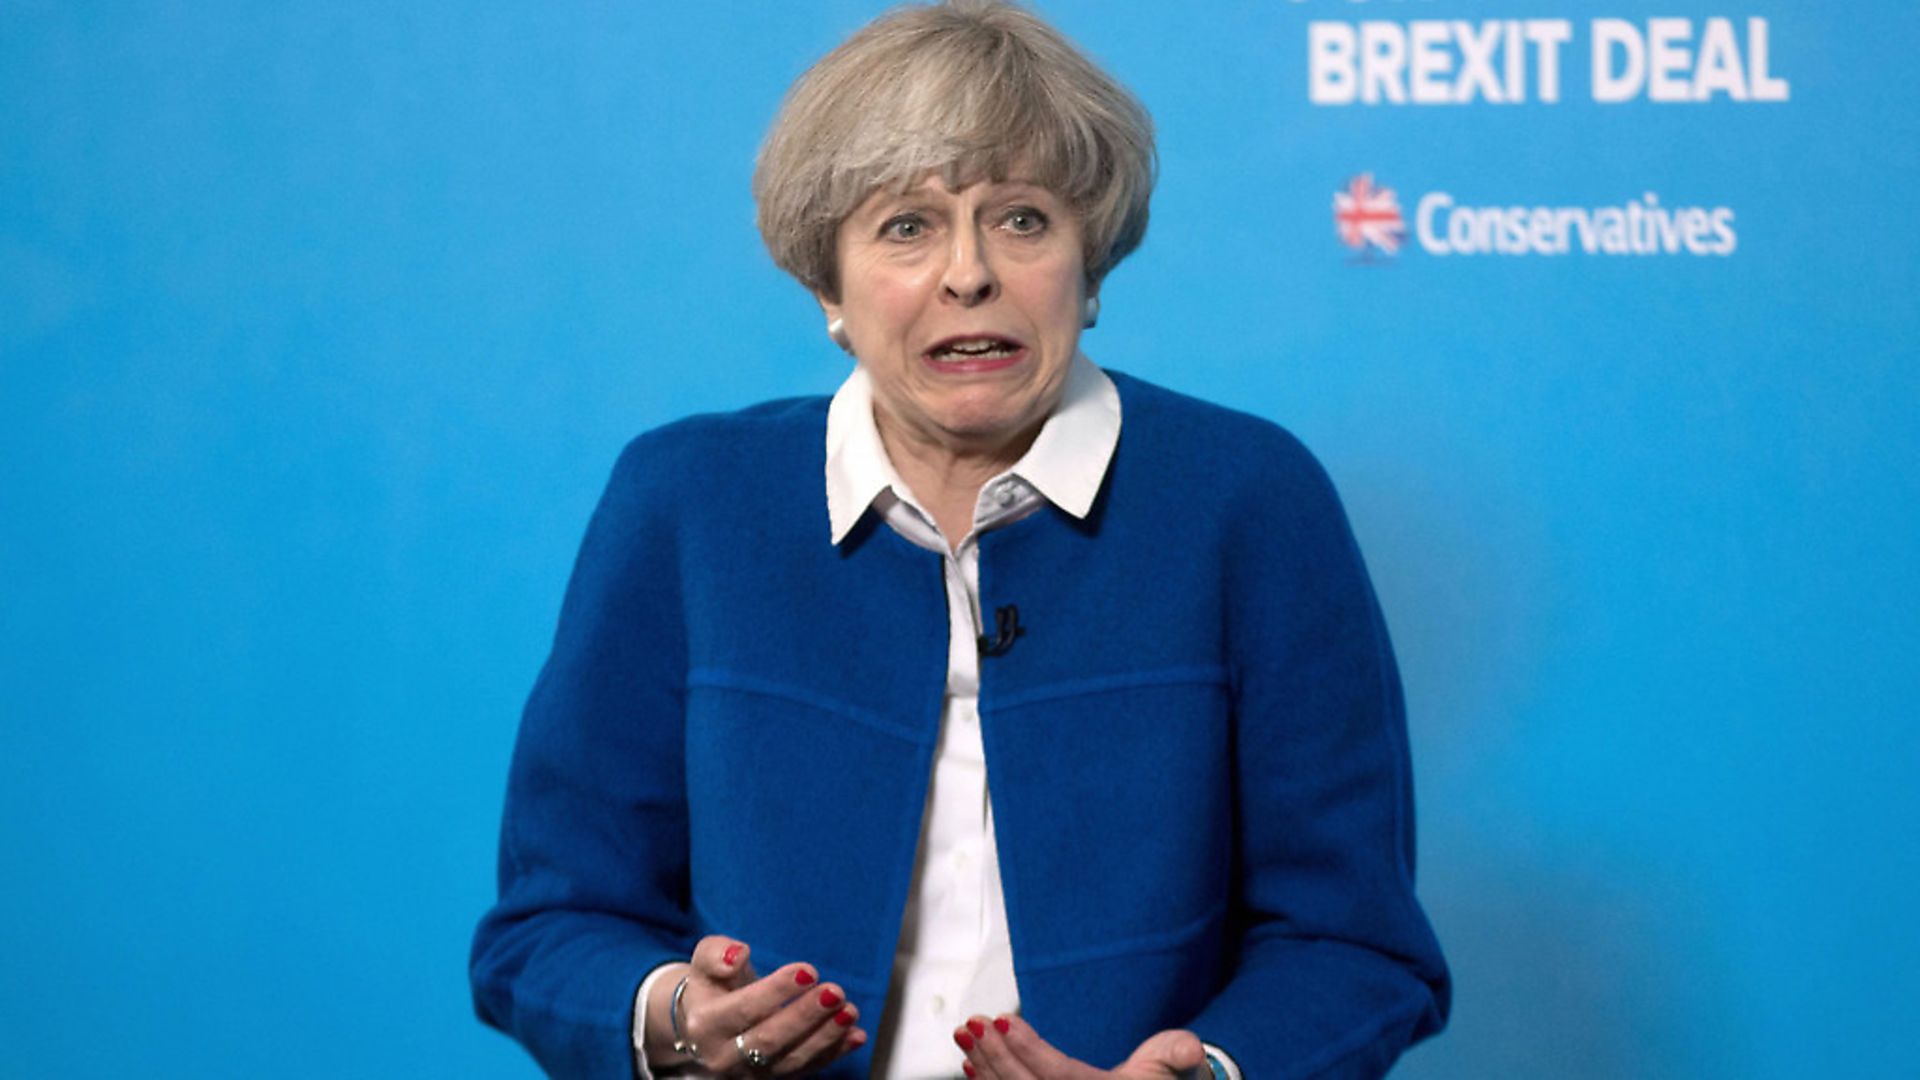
[824, 352, 1122, 544]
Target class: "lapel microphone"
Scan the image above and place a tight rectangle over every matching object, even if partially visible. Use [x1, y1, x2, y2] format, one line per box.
[977, 604, 1024, 658]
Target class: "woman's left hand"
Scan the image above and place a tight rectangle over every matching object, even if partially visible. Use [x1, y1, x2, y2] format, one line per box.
[954, 1015, 1207, 1080]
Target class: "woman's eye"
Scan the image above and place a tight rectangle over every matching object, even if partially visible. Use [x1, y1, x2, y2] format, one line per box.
[881, 215, 926, 241]
[1002, 207, 1049, 235]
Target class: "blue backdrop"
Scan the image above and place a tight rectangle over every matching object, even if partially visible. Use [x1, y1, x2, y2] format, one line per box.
[4, 2, 1915, 1077]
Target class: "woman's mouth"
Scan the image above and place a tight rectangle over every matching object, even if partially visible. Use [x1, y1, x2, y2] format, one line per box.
[923, 335, 1028, 373]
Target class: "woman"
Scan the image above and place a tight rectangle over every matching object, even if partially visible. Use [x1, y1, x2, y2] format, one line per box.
[471, 3, 1449, 1078]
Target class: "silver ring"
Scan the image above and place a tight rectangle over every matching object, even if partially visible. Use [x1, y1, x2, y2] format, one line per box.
[736, 1032, 769, 1070]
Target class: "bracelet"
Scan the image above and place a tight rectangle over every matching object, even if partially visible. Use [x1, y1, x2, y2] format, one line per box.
[669, 973, 699, 1060]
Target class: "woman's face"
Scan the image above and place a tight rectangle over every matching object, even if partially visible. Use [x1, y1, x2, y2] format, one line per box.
[821, 173, 1086, 460]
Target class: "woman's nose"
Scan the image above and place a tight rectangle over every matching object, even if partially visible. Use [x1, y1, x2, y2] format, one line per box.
[940, 227, 998, 306]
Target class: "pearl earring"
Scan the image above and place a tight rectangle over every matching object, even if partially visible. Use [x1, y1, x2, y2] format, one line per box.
[1082, 295, 1100, 329]
[827, 317, 851, 351]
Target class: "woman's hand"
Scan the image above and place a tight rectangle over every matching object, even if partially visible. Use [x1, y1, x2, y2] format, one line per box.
[646, 935, 867, 1077]
[954, 1015, 1207, 1080]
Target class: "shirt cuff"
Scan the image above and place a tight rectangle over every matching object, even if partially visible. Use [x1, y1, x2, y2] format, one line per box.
[1201, 1042, 1244, 1080]
[632, 961, 688, 1080]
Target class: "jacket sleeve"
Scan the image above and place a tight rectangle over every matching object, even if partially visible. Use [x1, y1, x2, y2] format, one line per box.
[1184, 428, 1451, 1079]
[470, 435, 697, 1080]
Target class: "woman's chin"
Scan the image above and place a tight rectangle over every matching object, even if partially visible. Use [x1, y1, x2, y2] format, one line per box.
[926, 408, 1046, 455]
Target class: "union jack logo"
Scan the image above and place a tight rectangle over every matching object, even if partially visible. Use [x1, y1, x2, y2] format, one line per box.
[1334, 173, 1406, 257]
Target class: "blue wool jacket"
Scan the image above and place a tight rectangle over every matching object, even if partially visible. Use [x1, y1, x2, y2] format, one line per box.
[471, 372, 1450, 1080]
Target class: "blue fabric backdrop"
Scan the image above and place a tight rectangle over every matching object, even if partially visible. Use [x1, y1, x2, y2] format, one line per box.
[3, 2, 1914, 1077]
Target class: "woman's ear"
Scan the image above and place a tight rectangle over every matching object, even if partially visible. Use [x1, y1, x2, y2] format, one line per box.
[815, 292, 852, 353]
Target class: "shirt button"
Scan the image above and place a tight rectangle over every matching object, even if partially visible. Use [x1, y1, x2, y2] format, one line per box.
[994, 482, 1018, 507]
[954, 851, 971, 871]
[932, 995, 948, 1015]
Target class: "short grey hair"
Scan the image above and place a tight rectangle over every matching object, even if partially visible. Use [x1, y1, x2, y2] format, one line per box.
[753, 0, 1156, 301]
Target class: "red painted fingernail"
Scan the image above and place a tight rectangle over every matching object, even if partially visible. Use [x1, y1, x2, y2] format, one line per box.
[964, 1065, 977, 1078]
[967, 1019, 985, 1037]
[955, 1031, 975, 1051]
[834, 1008, 855, 1027]
[993, 1017, 1010, 1035]
[819, 988, 841, 1009]
[794, 969, 816, 986]
[723, 944, 742, 967]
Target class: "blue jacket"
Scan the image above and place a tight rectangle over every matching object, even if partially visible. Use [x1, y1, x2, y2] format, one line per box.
[471, 372, 1449, 1079]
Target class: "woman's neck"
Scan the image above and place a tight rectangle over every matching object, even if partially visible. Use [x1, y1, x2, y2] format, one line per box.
[877, 420, 1038, 550]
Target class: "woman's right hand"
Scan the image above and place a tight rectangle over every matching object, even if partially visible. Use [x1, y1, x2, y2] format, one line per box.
[646, 934, 867, 1077]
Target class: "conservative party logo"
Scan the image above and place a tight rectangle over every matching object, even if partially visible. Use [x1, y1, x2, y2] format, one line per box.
[1334, 174, 1406, 258]
[1335, 175, 1739, 259]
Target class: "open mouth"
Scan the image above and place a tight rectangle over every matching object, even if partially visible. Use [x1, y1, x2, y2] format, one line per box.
[924, 335, 1027, 366]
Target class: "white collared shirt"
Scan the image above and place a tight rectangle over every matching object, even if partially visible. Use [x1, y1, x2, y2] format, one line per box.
[825, 353, 1121, 1079]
